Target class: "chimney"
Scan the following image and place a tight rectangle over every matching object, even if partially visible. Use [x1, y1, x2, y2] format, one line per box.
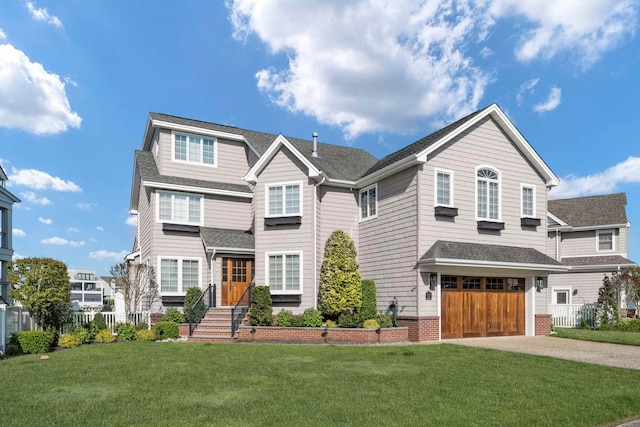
[311, 132, 319, 158]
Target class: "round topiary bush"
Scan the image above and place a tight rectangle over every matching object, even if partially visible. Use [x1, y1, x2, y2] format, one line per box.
[162, 307, 184, 323]
[276, 309, 294, 327]
[73, 327, 92, 344]
[117, 323, 136, 341]
[363, 319, 380, 329]
[338, 312, 361, 328]
[153, 321, 179, 340]
[95, 329, 115, 343]
[302, 308, 323, 327]
[58, 333, 80, 348]
[135, 329, 155, 342]
[376, 313, 393, 328]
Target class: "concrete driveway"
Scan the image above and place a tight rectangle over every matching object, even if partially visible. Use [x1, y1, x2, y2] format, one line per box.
[444, 335, 640, 370]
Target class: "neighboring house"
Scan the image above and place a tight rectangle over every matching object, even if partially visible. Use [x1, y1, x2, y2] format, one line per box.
[129, 103, 588, 342]
[0, 165, 20, 305]
[546, 193, 636, 319]
[68, 269, 105, 310]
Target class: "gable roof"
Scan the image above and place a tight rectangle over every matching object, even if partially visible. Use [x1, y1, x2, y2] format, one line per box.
[419, 240, 566, 271]
[548, 193, 628, 228]
[200, 227, 254, 255]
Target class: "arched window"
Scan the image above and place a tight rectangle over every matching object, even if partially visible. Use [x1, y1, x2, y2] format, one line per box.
[477, 167, 499, 220]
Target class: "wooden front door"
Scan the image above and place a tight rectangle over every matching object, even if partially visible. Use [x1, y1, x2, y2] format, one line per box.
[441, 276, 525, 339]
[221, 258, 253, 306]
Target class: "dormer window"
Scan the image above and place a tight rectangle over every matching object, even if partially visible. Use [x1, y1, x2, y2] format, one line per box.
[476, 167, 500, 221]
[173, 133, 216, 166]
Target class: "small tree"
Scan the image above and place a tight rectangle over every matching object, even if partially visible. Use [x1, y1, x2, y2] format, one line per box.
[110, 262, 157, 319]
[8, 257, 72, 331]
[318, 230, 362, 320]
[618, 268, 640, 315]
[184, 287, 205, 323]
[249, 286, 273, 326]
[596, 274, 619, 327]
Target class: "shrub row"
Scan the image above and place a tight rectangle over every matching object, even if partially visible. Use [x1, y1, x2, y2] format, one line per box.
[598, 318, 640, 332]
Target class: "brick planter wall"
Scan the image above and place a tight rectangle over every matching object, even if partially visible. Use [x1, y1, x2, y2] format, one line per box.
[236, 326, 408, 344]
[397, 316, 440, 342]
[178, 323, 189, 337]
[535, 314, 552, 336]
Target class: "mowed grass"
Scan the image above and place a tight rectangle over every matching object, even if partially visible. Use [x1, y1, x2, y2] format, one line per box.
[2, 342, 640, 426]
[553, 328, 640, 346]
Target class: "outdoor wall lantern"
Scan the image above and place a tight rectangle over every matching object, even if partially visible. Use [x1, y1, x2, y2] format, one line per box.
[425, 291, 433, 301]
[428, 272, 437, 290]
[535, 276, 547, 292]
[572, 289, 578, 296]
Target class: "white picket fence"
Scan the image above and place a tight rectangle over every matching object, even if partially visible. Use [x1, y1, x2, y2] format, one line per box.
[65, 311, 150, 333]
[549, 304, 597, 329]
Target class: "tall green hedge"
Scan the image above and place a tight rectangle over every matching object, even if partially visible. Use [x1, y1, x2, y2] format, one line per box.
[249, 286, 273, 326]
[318, 230, 362, 319]
[359, 279, 377, 322]
[184, 287, 206, 323]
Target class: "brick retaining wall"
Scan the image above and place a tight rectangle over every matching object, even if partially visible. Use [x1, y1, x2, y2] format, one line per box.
[236, 326, 408, 344]
[397, 316, 440, 342]
[535, 314, 552, 336]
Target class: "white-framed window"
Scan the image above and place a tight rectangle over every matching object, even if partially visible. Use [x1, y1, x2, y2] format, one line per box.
[157, 191, 203, 225]
[359, 184, 378, 221]
[597, 230, 615, 252]
[266, 252, 302, 294]
[172, 132, 217, 166]
[266, 182, 302, 217]
[434, 169, 454, 207]
[521, 184, 536, 217]
[158, 257, 201, 294]
[552, 288, 571, 305]
[476, 166, 500, 221]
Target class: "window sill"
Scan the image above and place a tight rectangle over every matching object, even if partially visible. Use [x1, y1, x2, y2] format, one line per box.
[161, 295, 185, 304]
[520, 217, 541, 227]
[477, 221, 505, 230]
[162, 223, 201, 233]
[264, 216, 302, 226]
[271, 294, 302, 303]
[434, 206, 458, 217]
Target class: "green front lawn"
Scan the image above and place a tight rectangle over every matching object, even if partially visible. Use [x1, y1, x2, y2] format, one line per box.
[553, 328, 640, 345]
[2, 342, 640, 426]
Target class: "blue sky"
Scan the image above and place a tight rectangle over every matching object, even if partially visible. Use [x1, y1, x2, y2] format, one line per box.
[1, 1, 639, 275]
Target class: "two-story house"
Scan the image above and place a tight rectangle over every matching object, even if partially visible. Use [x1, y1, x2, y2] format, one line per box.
[129, 104, 574, 341]
[0, 165, 20, 304]
[546, 193, 636, 321]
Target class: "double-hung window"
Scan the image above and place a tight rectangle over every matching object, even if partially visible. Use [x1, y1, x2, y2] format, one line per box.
[158, 191, 202, 225]
[477, 167, 500, 220]
[267, 183, 301, 216]
[267, 252, 301, 293]
[435, 169, 453, 207]
[597, 230, 614, 252]
[159, 258, 200, 294]
[173, 133, 216, 166]
[360, 184, 377, 220]
[521, 184, 535, 217]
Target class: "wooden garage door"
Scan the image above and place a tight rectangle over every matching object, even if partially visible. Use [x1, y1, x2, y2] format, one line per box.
[441, 276, 525, 339]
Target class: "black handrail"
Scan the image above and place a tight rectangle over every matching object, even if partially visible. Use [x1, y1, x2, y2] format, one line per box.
[231, 283, 254, 337]
[188, 284, 216, 336]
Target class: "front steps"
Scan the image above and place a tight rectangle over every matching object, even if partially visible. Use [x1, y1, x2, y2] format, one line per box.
[188, 307, 243, 343]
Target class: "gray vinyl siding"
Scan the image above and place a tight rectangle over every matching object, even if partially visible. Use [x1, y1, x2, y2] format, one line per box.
[138, 187, 153, 262]
[419, 117, 548, 254]
[619, 227, 628, 254]
[359, 166, 419, 316]
[547, 271, 610, 305]
[254, 147, 315, 313]
[547, 232, 559, 260]
[560, 229, 621, 257]
[203, 195, 252, 231]
[155, 129, 252, 185]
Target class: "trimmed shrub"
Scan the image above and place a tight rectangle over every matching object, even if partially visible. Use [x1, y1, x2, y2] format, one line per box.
[376, 313, 393, 328]
[325, 319, 337, 328]
[291, 314, 304, 327]
[318, 230, 362, 320]
[135, 329, 155, 342]
[73, 327, 92, 344]
[117, 323, 136, 341]
[162, 308, 184, 324]
[16, 330, 54, 354]
[58, 333, 80, 348]
[154, 321, 179, 340]
[302, 308, 323, 327]
[249, 286, 273, 326]
[93, 313, 107, 331]
[276, 309, 294, 327]
[363, 319, 380, 329]
[184, 287, 206, 323]
[95, 329, 115, 343]
[359, 279, 377, 323]
[338, 311, 361, 328]
[5, 344, 21, 357]
[135, 321, 150, 331]
[82, 320, 99, 340]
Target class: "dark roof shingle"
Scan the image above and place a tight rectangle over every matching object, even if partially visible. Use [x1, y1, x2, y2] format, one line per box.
[561, 255, 636, 267]
[421, 240, 562, 266]
[200, 227, 254, 251]
[548, 193, 628, 227]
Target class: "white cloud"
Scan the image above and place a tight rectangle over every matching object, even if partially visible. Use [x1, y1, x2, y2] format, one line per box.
[0, 44, 81, 135]
[125, 216, 137, 226]
[67, 227, 79, 233]
[13, 228, 25, 237]
[25, 1, 62, 28]
[20, 191, 52, 205]
[489, 0, 637, 68]
[230, 0, 489, 138]
[41, 236, 84, 247]
[0, 28, 6, 40]
[9, 168, 81, 191]
[76, 202, 96, 210]
[38, 217, 52, 225]
[549, 156, 640, 199]
[12, 252, 24, 261]
[533, 86, 561, 112]
[516, 78, 539, 104]
[89, 250, 129, 261]
[96, 226, 104, 231]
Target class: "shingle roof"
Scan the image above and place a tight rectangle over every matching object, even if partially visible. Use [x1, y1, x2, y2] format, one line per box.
[135, 150, 252, 194]
[548, 193, 628, 227]
[148, 113, 378, 182]
[200, 227, 254, 251]
[421, 240, 562, 266]
[561, 255, 636, 267]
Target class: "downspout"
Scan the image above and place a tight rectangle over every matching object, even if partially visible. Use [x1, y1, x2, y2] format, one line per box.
[313, 174, 326, 309]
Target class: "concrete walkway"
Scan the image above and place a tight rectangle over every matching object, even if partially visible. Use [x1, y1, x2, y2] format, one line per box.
[444, 335, 640, 370]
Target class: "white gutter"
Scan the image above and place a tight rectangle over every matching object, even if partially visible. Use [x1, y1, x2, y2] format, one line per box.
[142, 180, 253, 199]
[313, 175, 326, 309]
[356, 154, 425, 188]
